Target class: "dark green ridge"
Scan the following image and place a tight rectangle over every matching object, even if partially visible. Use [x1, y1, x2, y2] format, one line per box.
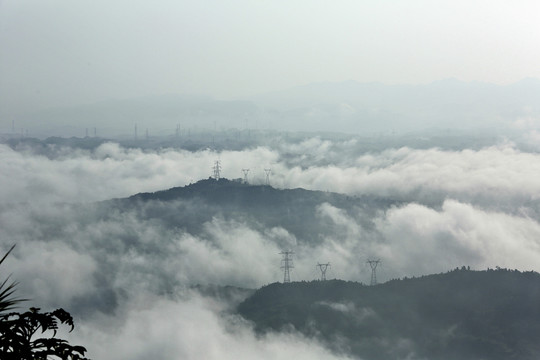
[238, 268, 540, 360]
[108, 178, 401, 244]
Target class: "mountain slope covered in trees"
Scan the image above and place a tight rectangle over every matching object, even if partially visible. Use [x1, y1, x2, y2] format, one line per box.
[238, 268, 540, 360]
[108, 177, 400, 245]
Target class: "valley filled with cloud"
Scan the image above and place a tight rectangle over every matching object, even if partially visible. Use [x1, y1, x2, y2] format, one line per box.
[2, 133, 540, 358]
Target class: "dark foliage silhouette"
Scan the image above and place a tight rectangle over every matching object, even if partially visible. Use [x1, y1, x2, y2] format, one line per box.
[0, 246, 23, 315]
[0, 245, 89, 360]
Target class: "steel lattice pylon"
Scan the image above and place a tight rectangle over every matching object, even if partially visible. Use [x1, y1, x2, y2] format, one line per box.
[280, 250, 294, 283]
[367, 259, 381, 286]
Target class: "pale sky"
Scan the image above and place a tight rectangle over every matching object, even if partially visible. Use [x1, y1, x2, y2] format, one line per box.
[1, 0, 539, 115]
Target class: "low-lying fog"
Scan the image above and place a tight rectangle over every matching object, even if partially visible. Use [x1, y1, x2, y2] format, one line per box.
[2, 131, 540, 359]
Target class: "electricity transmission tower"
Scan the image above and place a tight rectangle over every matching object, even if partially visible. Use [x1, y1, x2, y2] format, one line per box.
[264, 168, 272, 185]
[367, 259, 381, 286]
[280, 250, 294, 283]
[212, 160, 221, 180]
[317, 262, 331, 281]
[242, 169, 250, 184]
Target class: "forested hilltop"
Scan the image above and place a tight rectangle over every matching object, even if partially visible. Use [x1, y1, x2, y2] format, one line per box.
[238, 268, 540, 360]
[111, 177, 401, 245]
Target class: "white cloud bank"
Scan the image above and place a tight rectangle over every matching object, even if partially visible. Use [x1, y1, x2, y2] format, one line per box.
[2, 138, 540, 359]
[65, 292, 352, 360]
[3, 140, 540, 208]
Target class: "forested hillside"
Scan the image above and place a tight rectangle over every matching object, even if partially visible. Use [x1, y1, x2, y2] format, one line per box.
[238, 268, 540, 360]
[109, 178, 400, 245]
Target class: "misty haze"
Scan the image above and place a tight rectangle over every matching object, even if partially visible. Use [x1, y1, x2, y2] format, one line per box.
[1, 1, 540, 359]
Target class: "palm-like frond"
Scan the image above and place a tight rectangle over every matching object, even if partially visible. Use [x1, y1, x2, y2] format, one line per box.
[0, 245, 26, 313]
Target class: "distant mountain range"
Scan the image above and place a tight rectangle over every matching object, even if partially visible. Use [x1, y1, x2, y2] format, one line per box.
[10, 78, 540, 137]
[237, 268, 540, 360]
[248, 78, 540, 133]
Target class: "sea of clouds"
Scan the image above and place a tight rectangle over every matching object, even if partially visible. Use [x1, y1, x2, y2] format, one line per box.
[1, 135, 540, 359]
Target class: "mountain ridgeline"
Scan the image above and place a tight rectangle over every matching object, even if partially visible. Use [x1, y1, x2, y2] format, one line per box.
[114, 180, 540, 359]
[238, 268, 540, 360]
[112, 177, 400, 245]
[14, 79, 540, 136]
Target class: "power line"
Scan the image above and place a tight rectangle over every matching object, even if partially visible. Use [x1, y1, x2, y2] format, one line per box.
[316, 262, 331, 281]
[212, 160, 222, 180]
[280, 250, 294, 283]
[367, 259, 381, 286]
[264, 168, 272, 185]
[242, 169, 250, 184]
